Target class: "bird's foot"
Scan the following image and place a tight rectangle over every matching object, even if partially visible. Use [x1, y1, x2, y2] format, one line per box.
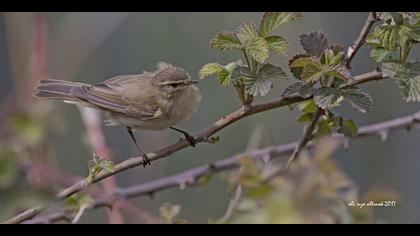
[140, 153, 151, 167]
[170, 127, 197, 147]
[183, 132, 198, 147]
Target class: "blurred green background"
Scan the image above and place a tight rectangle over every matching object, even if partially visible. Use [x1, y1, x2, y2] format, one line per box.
[0, 12, 419, 223]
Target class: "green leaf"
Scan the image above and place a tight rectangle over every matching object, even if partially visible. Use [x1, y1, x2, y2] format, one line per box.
[398, 24, 416, 44]
[289, 57, 320, 68]
[282, 84, 299, 97]
[316, 116, 343, 137]
[238, 64, 280, 96]
[322, 48, 344, 66]
[200, 61, 242, 86]
[259, 12, 303, 37]
[302, 64, 323, 83]
[265, 36, 288, 55]
[312, 86, 373, 112]
[199, 63, 225, 79]
[225, 60, 242, 72]
[382, 61, 420, 102]
[314, 87, 343, 109]
[232, 65, 253, 79]
[328, 115, 343, 128]
[328, 44, 345, 55]
[300, 31, 329, 58]
[100, 160, 116, 173]
[367, 25, 399, 50]
[316, 120, 333, 136]
[237, 22, 259, 44]
[88, 153, 115, 183]
[282, 82, 309, 97]
[298, 99, 317, 113]
[367, 25, 414, 51]
[244, 76, 273, 97]
[298, 83, 315, 97]
[332, 78, 347, 88]
[370, 48, 392, 62]
[210, 31, 242, 51]
[218, 70, 231, 86]
[325, 64, 352, 81]
[220, 61, 242, 86]
[296, 113, 312, 123]
[160, 203, 182, 224]
[324, 70, 350, 81]
[289, 57, 322, 83]
[411, 20, 420, 41]
[341, 86, 373, 113]
[338, 119, 359, 137]
[259, 63, 288, 80]
[246, 36, 270, 63]
[288, 54, 311, 79]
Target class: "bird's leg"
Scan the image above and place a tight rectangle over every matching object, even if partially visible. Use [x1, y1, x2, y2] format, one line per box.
[170, 127, 197, 147]
[126, 127, 151, 167]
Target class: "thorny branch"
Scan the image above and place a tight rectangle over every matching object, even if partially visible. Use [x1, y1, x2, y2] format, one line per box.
[21, 110, 420, 224]
[284, 108, 324, 170]
[346, 12, 378, 68]
[1, 206, 46, 224]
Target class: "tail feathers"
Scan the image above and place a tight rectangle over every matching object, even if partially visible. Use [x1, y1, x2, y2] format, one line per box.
[33, 79, 86, 101]
[33, 90, 75, 100]
[38, 79, 86, 85]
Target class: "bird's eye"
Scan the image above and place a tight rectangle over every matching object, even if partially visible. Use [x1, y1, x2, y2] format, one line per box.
[170, 83, 179, 88]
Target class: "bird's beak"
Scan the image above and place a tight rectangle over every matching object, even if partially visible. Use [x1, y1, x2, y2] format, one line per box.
[185, 80, 200, 85]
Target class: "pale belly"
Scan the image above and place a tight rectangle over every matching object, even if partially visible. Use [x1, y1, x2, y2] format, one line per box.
[106, 86, 201, 131]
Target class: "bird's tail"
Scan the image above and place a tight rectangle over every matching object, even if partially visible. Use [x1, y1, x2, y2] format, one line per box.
[33, 79, 87, 103]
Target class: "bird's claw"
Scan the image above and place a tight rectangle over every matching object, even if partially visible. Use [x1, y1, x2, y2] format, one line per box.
[183, 133, 197, 147]
[140, 153, 151, 167]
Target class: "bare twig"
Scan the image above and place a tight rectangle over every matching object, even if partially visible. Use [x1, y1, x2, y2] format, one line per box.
[71, 204, 90, 224]
[55, 70, 387, 200]
[348, 70, 383, 86]
[346, 12, 378, 68]
[22, 110, 420, 224]
[284, 108, 324, 170]
[1, 206, 46, 224]
[221, 185, 242, 222]
[23, 212, 70, 224]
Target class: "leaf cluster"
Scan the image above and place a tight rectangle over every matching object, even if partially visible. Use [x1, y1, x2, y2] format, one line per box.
[200, 13, 302, 102]
[368, 12, 420, 102]
[87, 152, 115, 183]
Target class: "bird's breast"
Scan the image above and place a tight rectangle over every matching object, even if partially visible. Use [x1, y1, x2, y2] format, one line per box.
[166, 85, 201, 126]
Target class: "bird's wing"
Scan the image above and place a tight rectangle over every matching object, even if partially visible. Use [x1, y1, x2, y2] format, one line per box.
[99, 74, 152, 90]
[74, 83, 161, 120]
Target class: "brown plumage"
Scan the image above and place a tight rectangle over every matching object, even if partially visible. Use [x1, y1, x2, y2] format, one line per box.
[34, 62, 201, 166]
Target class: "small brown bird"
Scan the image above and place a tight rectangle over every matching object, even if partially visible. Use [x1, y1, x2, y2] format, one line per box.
[34, 62, 201, 166]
